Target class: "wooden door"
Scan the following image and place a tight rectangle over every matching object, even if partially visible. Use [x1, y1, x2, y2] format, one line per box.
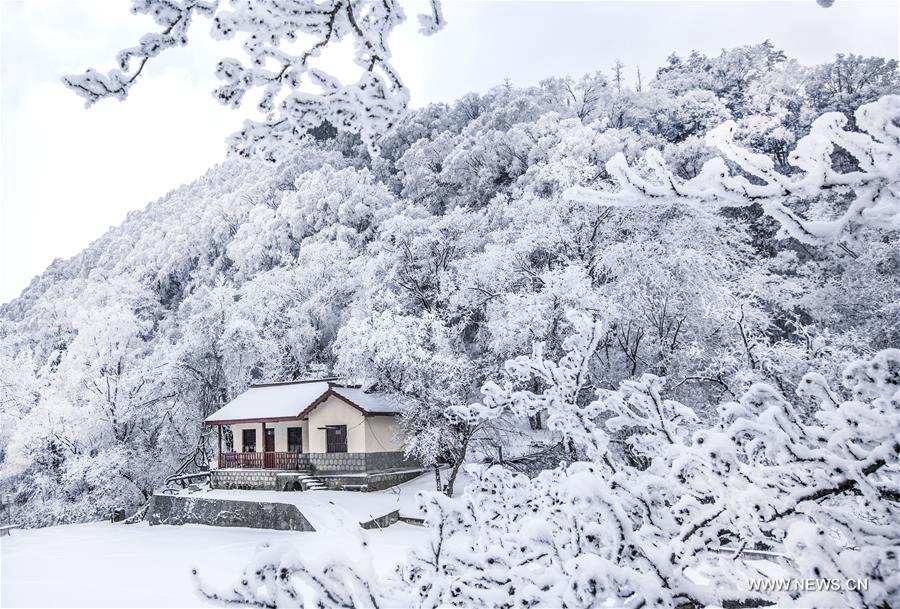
[265, 428, 275, 452]
[326, 425, 347, 453]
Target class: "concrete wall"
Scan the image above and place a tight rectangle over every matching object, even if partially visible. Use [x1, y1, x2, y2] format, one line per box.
[307, 395, 366, 453]
[230, 422, 258, 452]
[317, 468, 425, 491]
[364, 415, 403, 452]
[147, 494, 315, 531]
[360, 510, 400, 530]
[230, 421, 307, 453]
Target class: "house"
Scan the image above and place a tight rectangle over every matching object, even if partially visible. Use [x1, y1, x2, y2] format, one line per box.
[204, 379, 422, 491]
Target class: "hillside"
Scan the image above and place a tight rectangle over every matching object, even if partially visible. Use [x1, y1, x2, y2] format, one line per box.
[1, 44, 898, 529]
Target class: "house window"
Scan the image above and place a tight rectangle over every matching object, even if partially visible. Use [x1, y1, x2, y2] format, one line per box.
[288, 428, 302, 453]
[242, 429, 257, 452]
[326, 425, 347, 453]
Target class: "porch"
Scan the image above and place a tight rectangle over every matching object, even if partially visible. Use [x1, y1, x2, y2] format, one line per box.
[218, 451, 309, 470]
[215, 450, 420, 474]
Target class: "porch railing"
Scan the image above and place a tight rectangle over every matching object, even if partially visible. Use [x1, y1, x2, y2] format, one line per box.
[218, 452, 306, 470]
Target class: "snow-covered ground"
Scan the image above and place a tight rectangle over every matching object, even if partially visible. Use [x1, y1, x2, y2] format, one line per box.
[1, 473, 449, 607]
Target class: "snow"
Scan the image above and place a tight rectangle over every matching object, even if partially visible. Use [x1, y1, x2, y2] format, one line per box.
[63, 0, 444, 157]
[5, 39, 899, 608]
[330, 386, 400, 414]
[562, 94, 900, 245]
[0, 521, 427, 608]
[0, 473, 449, 608]
[204, 380, 330, 423]
[163, 470, 445, 527]
[204, 382, 401, 423]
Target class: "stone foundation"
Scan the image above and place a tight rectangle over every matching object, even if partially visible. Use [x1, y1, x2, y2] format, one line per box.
[210, 469, 280, 490]
[210, 451, 422, 491]
[211, 467, 425, 492]
[305, 451, 418, 473]
[360, 451, 420, 472]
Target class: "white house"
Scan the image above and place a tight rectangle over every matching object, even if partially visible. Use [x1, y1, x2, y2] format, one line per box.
[204, 379, 421, 490]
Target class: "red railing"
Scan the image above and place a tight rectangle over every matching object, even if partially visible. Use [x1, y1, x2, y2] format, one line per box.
[218, 452, 305, 470]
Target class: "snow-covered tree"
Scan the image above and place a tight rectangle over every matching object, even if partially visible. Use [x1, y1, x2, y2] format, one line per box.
[3, 46, 898, 533]
[565, 95, 900, 245]
[402, 312, 899, 608]
[335, 310, 482, 495]
[63, 0, 445, 157]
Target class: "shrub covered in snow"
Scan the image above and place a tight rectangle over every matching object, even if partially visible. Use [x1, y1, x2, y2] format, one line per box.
[566, 95, 900, 246]
[398, 313, 899, 608]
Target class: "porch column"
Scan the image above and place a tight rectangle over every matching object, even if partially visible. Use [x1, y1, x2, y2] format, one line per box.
[261, 421, 267, 469]
[217, 425, 223, 469]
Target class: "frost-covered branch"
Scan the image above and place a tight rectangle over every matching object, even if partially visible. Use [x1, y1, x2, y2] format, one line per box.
[565, 95, 900, 244]
[194, 542, 383, 608]
[63, 1, 217, 104]
[411, 314, 900, 608]
[63, 0, 445, 157]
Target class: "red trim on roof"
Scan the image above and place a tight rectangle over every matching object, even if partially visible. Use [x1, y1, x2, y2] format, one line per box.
[295, 388, 336, 419]
[203, 415, 307, 426]
[292, 388, 400, 418]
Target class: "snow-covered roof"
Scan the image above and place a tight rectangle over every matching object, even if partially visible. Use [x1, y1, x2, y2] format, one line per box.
[204, 380, 399, 424]
[330, 386, 399, 414]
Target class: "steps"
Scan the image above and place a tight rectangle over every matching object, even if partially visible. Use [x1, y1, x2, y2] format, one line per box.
[296, 472, 326, 491]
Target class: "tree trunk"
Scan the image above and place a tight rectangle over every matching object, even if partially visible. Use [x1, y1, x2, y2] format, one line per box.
[444, 431, 473, 498]
[567, 437, 579, 462]
[445, 457, 464, 497]
[433, 464, 442, 492]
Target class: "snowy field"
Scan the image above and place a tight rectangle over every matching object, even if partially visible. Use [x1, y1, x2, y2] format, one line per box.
[0, 473, 446, 607]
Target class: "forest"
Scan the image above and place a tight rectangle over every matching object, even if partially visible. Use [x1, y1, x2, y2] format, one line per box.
[1, 35, 899, 607]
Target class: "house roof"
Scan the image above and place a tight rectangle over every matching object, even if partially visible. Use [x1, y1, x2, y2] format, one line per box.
[204, 379, 400, 425]
[330, 386, 399, 414]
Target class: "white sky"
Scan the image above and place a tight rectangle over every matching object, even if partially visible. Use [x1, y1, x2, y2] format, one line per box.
[1, 0, 898, 304]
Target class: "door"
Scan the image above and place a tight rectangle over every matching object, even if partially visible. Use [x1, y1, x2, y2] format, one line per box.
[265, 428, 275, 452]
[326, 425, 347, 453]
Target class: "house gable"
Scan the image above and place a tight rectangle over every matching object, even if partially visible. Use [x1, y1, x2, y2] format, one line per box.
[306, 394, 367, 453]
[296, 388, 400, 420]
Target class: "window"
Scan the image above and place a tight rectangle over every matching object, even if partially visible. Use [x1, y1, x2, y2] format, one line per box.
[326, 425, 347, 453]
[242, 429, 256, 452]
[287, 427, 302, 453]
